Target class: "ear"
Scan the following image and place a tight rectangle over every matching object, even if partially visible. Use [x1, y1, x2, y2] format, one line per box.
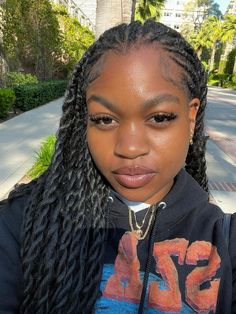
[188, 98, 200, 133]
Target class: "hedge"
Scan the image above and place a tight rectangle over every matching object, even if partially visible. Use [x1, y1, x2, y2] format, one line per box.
[0, 89, 16, 118]
[5, 72, 38, 88]
[14, 80, 67, 111]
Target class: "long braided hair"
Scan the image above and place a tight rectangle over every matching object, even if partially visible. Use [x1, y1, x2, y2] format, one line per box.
[17, 20, 208, 313]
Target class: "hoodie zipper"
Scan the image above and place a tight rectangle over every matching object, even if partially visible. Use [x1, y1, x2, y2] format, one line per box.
[138, 201, 167, 314]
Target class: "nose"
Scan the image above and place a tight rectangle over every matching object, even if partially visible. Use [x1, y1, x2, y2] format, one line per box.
[114, 122, 149, 159]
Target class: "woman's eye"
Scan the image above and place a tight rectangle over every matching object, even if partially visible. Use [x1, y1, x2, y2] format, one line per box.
[88, 115, 118, 128]
[149, 113, 177, 125]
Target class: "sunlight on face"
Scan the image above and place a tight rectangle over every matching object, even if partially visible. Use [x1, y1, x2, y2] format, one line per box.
[86, 45, 199, 204]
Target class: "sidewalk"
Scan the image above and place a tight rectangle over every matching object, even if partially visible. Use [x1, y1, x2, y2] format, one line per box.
[206, 86, 236, 213]
[0, 92, 235, 214]
[0, 97, 63, 199]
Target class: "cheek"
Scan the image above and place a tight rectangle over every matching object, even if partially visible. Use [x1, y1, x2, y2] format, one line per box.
[150, 120, 190, 165]
[87, 129, 113, 170]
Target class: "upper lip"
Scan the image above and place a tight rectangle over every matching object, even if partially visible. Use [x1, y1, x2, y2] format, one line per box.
[112, 166, 155, 175]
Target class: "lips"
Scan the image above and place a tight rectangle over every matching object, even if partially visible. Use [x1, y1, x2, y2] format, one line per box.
[112, 166, 156, 188]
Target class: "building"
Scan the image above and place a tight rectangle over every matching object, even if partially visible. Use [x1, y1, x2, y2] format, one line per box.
[76, 0, 96, 26]
[52, 0, 95, 32]
[159, 0, 207, 32]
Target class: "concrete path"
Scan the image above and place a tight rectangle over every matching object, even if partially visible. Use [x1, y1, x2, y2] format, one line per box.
[0, 87, 235, 214]
[206, 86, 236, 213]
[0, 98, 62, 199]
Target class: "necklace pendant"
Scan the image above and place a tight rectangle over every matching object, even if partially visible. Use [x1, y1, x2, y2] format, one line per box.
[134, 229, 143, 240]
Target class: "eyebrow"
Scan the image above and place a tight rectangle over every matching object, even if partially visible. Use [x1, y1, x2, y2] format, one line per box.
[86, 93, 180, 112]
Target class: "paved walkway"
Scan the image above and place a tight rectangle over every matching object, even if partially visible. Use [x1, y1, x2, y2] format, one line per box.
[205, 86, 236, 213]
[0, 88, 235, 214]
[0, 98, 62, 199]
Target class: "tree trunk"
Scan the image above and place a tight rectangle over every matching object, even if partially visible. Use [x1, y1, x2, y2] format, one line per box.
[233, 56, 236, 74]
[196, 46, 202, 59]
[131, 0, 137, 22]
[209, 41, 216, 72]
[96, 0, 133, 39]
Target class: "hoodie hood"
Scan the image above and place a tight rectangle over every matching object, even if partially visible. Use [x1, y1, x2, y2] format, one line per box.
[109, 168, 209, 229]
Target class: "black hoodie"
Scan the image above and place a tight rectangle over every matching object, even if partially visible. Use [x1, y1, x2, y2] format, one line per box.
[0, 169, 236, 313]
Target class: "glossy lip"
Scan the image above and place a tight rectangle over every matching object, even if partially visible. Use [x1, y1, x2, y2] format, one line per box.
[112, 166, 156, 188]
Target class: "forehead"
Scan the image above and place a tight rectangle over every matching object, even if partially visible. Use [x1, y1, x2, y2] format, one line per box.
[86, 45, 188, 102]
[90, 45, 180, 80]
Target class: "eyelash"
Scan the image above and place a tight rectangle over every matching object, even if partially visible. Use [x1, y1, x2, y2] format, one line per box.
[88, 113, 177, 128]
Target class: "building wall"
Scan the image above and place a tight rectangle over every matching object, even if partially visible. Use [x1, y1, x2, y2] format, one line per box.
[159, 0, 206, 31]
[159, 0, 186, 31]
[52, 0, 95, 31]
[76, 0, 96, 26]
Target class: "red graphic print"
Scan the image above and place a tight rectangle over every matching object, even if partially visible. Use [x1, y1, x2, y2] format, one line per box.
[103, 233, 221, 313]
[103, 231, 142, 303]
[149, 238, 189, 312]
[185, 241, 221, 313]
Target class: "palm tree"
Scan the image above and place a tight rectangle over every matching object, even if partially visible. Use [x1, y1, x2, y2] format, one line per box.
[220, 14, 236, 73]
[221, 14, 236, 44]
[135, 0, 165, 22]
[95, 0, 133, 39]
[197, 16, 223, 72]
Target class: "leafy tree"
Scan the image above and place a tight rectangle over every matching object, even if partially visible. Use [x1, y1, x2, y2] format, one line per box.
[221, 14, 236, 43]
[220, 14, 236, 74]
[135, 0, 166, 22]
[197, 16, 222, 71]
[54, 4, 94, 76]
[1, 0, 61, 79]
[181, 0, 221, 34]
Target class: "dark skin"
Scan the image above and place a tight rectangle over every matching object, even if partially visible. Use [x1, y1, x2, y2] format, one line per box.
[86, 45, 200, 204]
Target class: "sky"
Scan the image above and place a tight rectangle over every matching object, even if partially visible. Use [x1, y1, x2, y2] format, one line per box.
[214, 0, 230, 14]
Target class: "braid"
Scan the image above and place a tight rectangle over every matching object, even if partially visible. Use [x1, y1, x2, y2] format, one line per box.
[20, 19, 208, 313]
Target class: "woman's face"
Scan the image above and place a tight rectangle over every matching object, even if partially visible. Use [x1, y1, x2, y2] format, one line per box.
[86, 45, 199, 204]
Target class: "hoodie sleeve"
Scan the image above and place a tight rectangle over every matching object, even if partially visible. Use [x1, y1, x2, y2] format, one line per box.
[0, 196, 25, 314]
[230, 213, 236, 313]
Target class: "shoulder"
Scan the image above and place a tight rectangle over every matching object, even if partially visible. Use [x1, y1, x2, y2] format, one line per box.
[229, 213, 236, 260]
[0, 185, 33, 312]
[0, 184, 32, 245]
[229, 213, 236, 312]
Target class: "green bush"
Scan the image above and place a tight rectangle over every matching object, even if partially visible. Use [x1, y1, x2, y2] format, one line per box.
[5, 72, 38, 88]
[207, 73, 236, 88]
[0, 89, 16, 118]
[27, 135, 56, 179]
[14, 80, 67, 111]
[208, 79, 220, 86]
[224, 49, 236, 74]
[232, 74, 236, 84]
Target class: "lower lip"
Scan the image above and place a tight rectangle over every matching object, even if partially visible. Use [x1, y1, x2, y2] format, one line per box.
[113, 173, 155, 188]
